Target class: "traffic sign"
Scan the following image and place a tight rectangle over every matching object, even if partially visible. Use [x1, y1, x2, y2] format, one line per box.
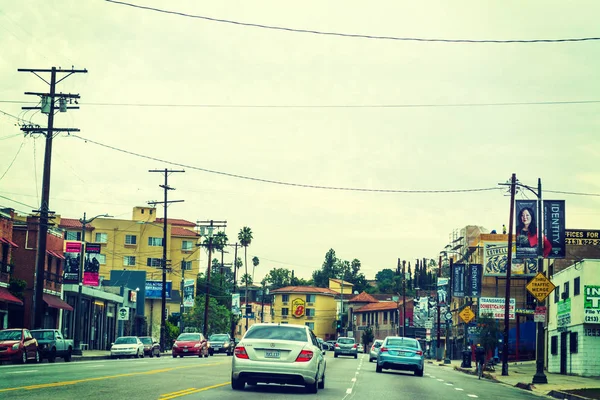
[459, 306, 475, 324]
[117, 307, 129, 321]
[526, 272, 556, 302]
[444, 312, 452, 321]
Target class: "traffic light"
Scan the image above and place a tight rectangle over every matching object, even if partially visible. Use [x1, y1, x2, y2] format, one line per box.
[336, 320, 341, 331]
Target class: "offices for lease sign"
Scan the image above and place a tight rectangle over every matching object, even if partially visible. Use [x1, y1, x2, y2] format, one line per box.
[478, 297, 516, 320]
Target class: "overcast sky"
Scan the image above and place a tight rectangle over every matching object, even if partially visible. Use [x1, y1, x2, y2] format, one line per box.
[1, 1, 599, 282]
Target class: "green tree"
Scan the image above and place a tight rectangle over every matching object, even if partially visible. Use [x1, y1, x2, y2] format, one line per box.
[184, 295, 231, 336]
[266, 267, 292, 290]
[238, 226, 253, 327]
[375, 268, 395, 293]
[240, 273, 253, 286]
[252, 256, 259, 281]
[312, 249, 337, 288]
[478, 314, 501, 355]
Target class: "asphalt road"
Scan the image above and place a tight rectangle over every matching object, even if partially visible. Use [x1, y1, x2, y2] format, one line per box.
[0, 353, 543, 399]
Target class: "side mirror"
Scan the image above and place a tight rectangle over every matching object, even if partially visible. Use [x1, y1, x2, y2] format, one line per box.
[110, 342, 114, 346]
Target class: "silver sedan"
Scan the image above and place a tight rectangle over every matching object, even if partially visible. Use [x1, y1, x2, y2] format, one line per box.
[231, 323, 326, 393]
[110, 336, 144, 359]
[369, 339, 384, 362]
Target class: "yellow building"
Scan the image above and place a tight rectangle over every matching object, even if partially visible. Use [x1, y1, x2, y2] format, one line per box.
[58, 206, 200, 337]
[270, 286, 341, 341]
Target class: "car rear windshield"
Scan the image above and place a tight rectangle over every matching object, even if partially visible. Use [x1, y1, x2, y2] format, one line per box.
[337, 338, 355, 344]
[31, 331, 54, 340]
[209, 334, 229, 341]
[386, 338, 418, 348]
[244, 326, 307, 342]
[0, 330, 22, 341]
[177, 333, 201, 341]
[139, 337, 153, 345]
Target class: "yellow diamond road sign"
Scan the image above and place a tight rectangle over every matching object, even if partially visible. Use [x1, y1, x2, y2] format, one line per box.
[526, 272, 556, 302]
[459, 306, 475, 324]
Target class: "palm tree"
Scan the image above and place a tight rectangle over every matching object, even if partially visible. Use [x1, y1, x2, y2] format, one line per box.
[252, 256, 260, 281]
[238, 226, 253, 332]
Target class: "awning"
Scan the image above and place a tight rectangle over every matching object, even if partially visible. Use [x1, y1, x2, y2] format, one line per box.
[0, 287, 24, 305]
[46, 250, 66, 260]
[43, 294, 74, 311]
[0, 237, 19, 248]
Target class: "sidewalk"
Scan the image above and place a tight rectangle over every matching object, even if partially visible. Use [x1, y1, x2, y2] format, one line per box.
[72, 350, 168, 361]
[431, 359, 600, 400]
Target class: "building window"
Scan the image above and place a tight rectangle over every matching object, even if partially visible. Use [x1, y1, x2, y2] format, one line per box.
[306, 308, 315, 317]
[125, 235, 137, 245]
[96, 254, 106, 264]
[66, 231, 81, 241]
[148, 237, 163, 246]
[564, 282, 570, 300]
[554, 287, 560, 304]
[94, 233, 107, 243]
[305, 322, 315, 330]
[282, 294, 289, 302]
[123, 256, 136, 266]
[570, 332, 578, 354]
[181, 260, 192, 271]
[281, 308, 289, 316]
[383, 312, 388, 324]
[574, 277, 581, 296]
[305, 294, 316, 303]
[551, 336, 558, 355]
[147, 257, 162, 267]
[181, 241, 193, 251]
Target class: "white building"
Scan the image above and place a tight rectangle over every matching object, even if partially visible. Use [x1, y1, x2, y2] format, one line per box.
[547, 259, 600, 376]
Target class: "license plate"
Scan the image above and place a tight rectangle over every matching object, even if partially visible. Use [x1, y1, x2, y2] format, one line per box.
[183, 349, 188, 352]
[265, 351, 280, 358]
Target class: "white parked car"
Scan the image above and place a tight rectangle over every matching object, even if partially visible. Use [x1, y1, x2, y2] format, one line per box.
[110, 336, 145, 359]
[231, 323, 326, 393]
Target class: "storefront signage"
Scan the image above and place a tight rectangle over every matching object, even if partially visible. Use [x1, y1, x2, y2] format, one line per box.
[584, 285, 600, 323]
[145, 280, 172, 299]
[292, 298, 305, 318]
[566, 230, 600, 246]
[478, 297, 515, 320]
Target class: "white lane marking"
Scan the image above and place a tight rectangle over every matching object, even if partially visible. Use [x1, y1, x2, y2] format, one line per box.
[352, 378, 356, 382]
[83, 365, 105, 368]
[445, 383, 453, 386]
[467, 395, 478, 398]
[437, 378, 444, 381]
[455, 388, 464, 391]
[430, 375, 436, 378]
[7, 370, 38, 374]
[346, 388, 352, 394]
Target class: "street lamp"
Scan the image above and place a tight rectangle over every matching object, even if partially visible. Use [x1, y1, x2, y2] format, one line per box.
[73, 212, 111, 355]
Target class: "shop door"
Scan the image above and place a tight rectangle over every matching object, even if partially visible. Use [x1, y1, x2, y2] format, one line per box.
[560, 331, 568, 375]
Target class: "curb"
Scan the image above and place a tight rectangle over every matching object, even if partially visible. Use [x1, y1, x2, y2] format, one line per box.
[547, 390, 594, 400]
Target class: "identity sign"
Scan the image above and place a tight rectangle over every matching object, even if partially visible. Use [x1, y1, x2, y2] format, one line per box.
[544, 200, 565, 259]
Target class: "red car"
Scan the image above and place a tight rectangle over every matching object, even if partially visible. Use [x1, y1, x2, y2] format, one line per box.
[0, 328, 39, 364]
[172, 332, 209, 358]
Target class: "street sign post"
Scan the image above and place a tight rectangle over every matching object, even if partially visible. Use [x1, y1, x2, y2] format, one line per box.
[459, 306, 475, 324]
[526, 272, 556, 302]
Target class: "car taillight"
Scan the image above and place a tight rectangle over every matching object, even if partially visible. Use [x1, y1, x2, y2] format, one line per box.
[353, 344, 357, 349]
[335, 343, 339, 348]
[234, 346, 249, 359]
[416, 350, 423, 356]
[380, 347, 388, 353]
[296, 350, 313, 362]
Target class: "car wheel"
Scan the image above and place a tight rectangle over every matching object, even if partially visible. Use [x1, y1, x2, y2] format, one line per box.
[149, 351, 153, 358]
[318, 370, 325, 389]
[415, 368, 424, 377]
[140, 350, 144, 358]
[305, 379, 318, 394]
[354, 354, 358, 359]
[334, 353, 338, 358]
[49, 349, 57, 363]
[369, 358, 373, 363]
[156, 349, 161, 358]
[21, 351, 27, 364]
[64, 350, 72, 362]
[209, 349, 214, 356]
[231, 374, 245, 390]
[180, 355, 184, 358]
[376, 364, 382, 373]
[172, 354, 177, 358]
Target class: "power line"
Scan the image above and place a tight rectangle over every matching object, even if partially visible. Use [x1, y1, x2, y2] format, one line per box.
[0, 138, 25, 182]
[70, 134, 500, 194]
[0, 194, 37, 209]
[105, 0, 600, 44]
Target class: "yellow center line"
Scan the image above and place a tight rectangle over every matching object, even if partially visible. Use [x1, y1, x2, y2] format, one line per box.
[0, 362, 227, 393]
[159, 382, 230, 399]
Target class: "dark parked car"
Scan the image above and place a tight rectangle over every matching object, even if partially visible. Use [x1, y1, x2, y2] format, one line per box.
[208, 333, 234, 356]
[30, 329, 73, 362]
[0, 328, 39, 364]
[172, 332, 209, 358]
[139, 336, 160, 357]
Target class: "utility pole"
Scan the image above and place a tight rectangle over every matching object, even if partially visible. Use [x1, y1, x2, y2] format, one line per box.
[230, 243, 239, 339]
[437, 254, 442, 361]
[501, 173, 517, 376]
[403, 260, 407, 336]
[148, 169, 184, 352]
[18, 66, 87, 329]
[197, 220, 227, 338]
[444, 257, 453, 364]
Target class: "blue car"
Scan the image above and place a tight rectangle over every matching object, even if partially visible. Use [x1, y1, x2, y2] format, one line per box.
[376, 336, 424, 376]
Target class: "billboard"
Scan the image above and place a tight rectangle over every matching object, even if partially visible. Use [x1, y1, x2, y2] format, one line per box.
[183, 279, 195, 307]
[478, 297, 515, 320]
[63, 241, 82, 284]
[515, 200, 539, 259]
[483, 241, 537, 276]
[544, 200, 565, 258]
[452, 263, 466, 298]
[83, 243, 101, 287]
[145, 280, 172, 299]
[231, 293, 241, 316]
[566, 229, 600, 246]
[584, 285, 600, 324]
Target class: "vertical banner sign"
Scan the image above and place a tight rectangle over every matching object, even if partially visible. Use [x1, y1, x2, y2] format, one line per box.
[83, 243, 101, 287]
[231, 293, 241, 315]
[467, 264, 482, 298]
[183, 279, 195, 307]
[452, 264, 465, 297]
[544, 200, 565, 259]
[437, 277, 449, 306]
[584, 286, 600, 323]
[515, 200, 539, 259]
[63, 241, 82, 284]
